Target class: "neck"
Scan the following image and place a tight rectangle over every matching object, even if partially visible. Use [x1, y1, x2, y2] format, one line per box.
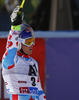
[20, 48, 28, 55]
[17, 50, 29, 58]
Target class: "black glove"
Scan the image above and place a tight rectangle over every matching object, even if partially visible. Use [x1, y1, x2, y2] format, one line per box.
[10, 6, 24, 25]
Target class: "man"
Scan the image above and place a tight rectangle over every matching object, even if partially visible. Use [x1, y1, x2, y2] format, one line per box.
[2, 5, 46, 100]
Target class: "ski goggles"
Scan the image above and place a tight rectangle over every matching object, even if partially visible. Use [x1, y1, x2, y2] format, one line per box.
[18, 37, 35, 47]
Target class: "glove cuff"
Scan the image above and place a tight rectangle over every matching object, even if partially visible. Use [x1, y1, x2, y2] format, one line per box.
[11, 25, 21, 31]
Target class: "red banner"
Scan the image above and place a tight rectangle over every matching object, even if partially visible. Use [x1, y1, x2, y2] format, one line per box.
[0, 38, 7, 61]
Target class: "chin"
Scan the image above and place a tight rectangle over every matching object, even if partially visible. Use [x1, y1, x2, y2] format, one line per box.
[29, 52, 32, 55]
[28, 51, 32, 55]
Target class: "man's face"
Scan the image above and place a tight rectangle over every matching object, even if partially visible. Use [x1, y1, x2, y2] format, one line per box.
[21, 43, 33, 55]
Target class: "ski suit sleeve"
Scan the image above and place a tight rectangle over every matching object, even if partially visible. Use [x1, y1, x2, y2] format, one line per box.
[2, 5, 23, 69]
[2, 25, 21, 69]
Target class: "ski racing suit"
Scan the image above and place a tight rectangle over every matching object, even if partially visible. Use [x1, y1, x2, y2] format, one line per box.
[2, 25, 47, 100]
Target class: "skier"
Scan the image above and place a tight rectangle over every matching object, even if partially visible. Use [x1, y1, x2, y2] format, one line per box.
[2, 5, 47, 100]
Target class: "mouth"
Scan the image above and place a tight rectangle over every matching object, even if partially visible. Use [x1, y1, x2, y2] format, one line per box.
[30, 49, 32, 50]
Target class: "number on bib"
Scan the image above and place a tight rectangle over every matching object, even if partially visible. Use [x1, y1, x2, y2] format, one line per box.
[31, 77, 36, 86]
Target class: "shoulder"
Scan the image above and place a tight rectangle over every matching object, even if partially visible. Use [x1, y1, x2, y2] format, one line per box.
[29, 57, 38, 65]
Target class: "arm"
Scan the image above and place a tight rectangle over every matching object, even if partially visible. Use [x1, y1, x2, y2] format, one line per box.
[2, 26, 21, 69]
[2, 6, 23, 69]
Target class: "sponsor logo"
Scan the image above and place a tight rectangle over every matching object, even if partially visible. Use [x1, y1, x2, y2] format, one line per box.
[18, 81, 27, 84]
[7, 89, 10, 92]
[19, 87, 29, 93]
[5, 82, 8, 85]
[29, 87, 38, 94]
[26, 27, 32, 32]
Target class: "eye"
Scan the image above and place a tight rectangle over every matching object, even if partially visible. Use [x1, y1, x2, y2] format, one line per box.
[28, 41, 31, 44]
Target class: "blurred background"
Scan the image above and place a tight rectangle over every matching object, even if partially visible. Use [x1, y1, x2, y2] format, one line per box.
[0, 0, 79, 100]
[1, 0, 79, 31]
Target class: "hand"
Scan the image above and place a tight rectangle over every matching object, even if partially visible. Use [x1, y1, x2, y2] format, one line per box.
[10, 6, 24, 25]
